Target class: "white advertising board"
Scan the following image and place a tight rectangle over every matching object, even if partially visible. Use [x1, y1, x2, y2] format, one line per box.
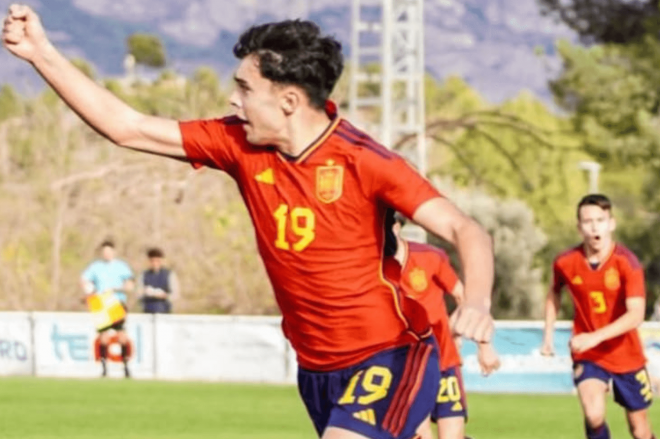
[154, 315, 289, 382]
[0, 312, 33, 376]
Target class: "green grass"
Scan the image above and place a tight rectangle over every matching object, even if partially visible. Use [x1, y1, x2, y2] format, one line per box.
[0, 377, 658, 438]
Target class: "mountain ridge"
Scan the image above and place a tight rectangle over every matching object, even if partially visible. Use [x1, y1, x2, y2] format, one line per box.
[0, 0, 577, 104]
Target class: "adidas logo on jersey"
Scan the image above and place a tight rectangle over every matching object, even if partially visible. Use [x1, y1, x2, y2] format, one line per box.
[572, 276, 583, 285]
[352, 408, 376, 425]
[255, 168, 274, 184]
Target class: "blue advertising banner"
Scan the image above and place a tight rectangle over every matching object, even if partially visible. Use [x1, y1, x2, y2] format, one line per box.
[461, 321, 660, 394]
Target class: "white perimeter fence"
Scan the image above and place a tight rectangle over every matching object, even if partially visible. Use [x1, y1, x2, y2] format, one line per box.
[1, 312, 659, 393]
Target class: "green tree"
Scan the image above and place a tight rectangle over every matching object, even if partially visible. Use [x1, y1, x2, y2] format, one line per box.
[126, 33, 167, 69]
[412, 76, 590, 234]
[538, 0, 660, 43]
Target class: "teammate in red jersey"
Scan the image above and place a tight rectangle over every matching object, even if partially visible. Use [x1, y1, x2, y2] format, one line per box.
[541, 194, 655, 439]
[3, 7, 495, 439]
[384, 212, 500, 439]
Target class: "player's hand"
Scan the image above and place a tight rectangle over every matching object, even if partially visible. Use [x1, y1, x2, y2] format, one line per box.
[477, 342, 500, 376]
[2, 4, 49, 62]
[449, 303, 494, 343]
[569, 333, 601, 353]
[539, 340, 555, 357]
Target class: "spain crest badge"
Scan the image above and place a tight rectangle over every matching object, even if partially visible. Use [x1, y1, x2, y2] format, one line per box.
[604, 267, 621, 290]
[409, 267, 428, 293]
[316, 160, 344, 203]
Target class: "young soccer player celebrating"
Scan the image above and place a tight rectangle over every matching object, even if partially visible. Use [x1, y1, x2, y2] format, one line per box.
[541, 194, 655, 439]
[384, 212, 500, 439]
[3, 5, 495, 439]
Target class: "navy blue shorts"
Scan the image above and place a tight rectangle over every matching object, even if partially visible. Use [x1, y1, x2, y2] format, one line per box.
[298, 338, 440, 439]
[573, 361, 653, 411]
[431, 365, 468, 422]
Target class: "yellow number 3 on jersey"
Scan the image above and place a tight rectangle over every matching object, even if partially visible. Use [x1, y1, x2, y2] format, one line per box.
[589, 291, 607, 314]
[274, 204, 316, 252]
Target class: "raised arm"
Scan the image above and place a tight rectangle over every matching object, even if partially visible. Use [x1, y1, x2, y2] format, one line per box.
[413, 197, 495, 343]
[2, 4, 185, 158]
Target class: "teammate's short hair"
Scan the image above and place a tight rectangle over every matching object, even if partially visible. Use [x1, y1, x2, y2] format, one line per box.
[99, 239, 115, 249]
[577, 194, 612, 219]
[147, 247, 164, 259]
[233, 20, 344, 110]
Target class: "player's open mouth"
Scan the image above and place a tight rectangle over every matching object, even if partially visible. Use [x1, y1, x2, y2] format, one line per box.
[593, 235, 601, 241]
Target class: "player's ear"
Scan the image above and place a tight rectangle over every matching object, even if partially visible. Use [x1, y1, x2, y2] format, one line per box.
[609, 216, 616, 232]
[280, 87, 301, 116]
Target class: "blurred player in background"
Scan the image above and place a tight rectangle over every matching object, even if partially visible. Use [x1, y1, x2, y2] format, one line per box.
[541, 194, 655, 439]
[384, 212, 500, 439]
[3, 6, 495, 438]
[81, 239, 134, 378]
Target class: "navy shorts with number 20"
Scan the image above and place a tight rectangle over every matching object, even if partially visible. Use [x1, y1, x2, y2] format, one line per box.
[298, 338, 440, 439]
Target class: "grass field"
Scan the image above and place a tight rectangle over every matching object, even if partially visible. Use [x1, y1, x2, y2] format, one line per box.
[1, 377, 658, 439]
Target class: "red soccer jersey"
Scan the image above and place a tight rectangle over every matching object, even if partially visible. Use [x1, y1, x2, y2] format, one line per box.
[384, 241, 461, 370]
[179, 102, 442, 371]
[552, 243, 646, 373]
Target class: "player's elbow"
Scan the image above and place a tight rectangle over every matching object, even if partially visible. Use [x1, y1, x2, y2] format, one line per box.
[626, 298, 646, 327]
[106, 109, 147, 148]
[459, 217, 492, 251]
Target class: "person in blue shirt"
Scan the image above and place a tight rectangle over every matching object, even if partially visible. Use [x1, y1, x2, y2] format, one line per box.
[81, 240, 134, 378]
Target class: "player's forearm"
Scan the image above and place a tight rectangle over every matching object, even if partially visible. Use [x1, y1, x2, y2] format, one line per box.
[412, 198, 493, 309]
[593, 310, 644, 343]
[31, 42, 144, 146]
[543, 292, 560, 343]
[454, 220, 494, 310]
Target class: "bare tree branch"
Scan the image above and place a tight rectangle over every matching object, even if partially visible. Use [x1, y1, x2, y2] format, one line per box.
[431, 134, 507, 194]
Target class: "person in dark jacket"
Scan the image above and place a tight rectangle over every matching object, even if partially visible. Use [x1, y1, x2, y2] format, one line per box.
[137, 248, 180, 313]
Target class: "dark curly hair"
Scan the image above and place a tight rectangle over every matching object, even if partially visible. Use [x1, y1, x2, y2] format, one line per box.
[233, 20, 344, 110]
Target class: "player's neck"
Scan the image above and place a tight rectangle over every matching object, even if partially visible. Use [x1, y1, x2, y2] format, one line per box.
[394, 238, 406, 265]
[276, 109, 332, 157]
[583, 240, 614, 264]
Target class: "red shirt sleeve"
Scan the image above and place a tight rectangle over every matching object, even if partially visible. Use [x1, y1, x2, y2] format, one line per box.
[551, 258, 565, 294]
[433, 251, 459, 294]
[358, 150, 442, 218]
[621, 252, 645, 298]
[178, 117, 246, 176]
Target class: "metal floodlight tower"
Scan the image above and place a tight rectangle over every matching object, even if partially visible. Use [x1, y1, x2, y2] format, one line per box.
[349, 0, 427, 175]
[349, 0, 427, 242]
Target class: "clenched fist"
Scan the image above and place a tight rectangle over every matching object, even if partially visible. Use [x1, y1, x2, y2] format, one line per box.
[2, 4, 50, 63]
[449, 303, 494, 343]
